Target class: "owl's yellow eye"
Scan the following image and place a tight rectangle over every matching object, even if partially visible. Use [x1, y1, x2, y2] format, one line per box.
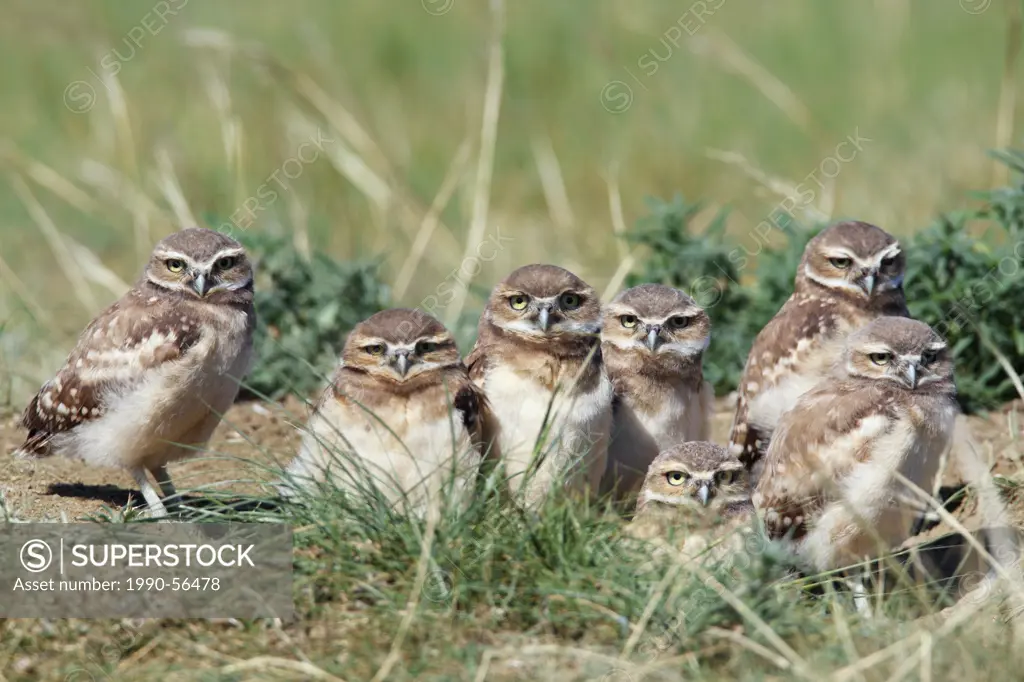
[560, 293, 582, 309]
[509, 295, 529, 310]
[828, 257, 852, 269]
[365, 344, 386, 356]
[715, 470, 735, 485]
[216, 256, 237, 269]
[869, 352, 891, 366]
[620, 315, 637, 328]
[666, 471, 687, 486]
[166, 259, 185, 273]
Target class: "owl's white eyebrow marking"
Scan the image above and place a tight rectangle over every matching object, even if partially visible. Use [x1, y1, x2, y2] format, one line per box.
[875, 242, 902, 260]
[415, 335, 454, 346]
[638, 309, 703, 325]
[823, 243, 902, 268]
[804, 266, 867, 295]
[603, 304, 635, 316]
[193, 248, 247, 270]
[925, 342, 947, 351]
[152, 249, 193, 261]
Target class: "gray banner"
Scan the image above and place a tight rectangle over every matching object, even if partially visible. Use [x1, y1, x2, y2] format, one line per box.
[0, 523, 293, 618]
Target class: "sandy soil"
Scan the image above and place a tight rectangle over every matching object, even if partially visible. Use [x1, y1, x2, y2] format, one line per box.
[0, 397, 309, 521]
[0, 395, 1020, 523]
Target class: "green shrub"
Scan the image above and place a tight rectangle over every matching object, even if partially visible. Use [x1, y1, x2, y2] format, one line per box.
[235, 232, 390, 400]
[628, 151, 1024, 413]
[902, 151, 1024, 412]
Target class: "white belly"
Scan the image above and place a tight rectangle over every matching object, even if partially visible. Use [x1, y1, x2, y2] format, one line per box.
[289, 396, 481, 516]
[484, 366, 612, 506]
[57, 312, 252, 471]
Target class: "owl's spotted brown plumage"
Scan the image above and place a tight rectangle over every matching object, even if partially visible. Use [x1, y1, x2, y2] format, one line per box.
[465, 264, 613, 509]
[753, 317, 958, 573]
[728, 221, 909, 483]
[284, 309, 486, 516]
[600, 284, 714, 501]
[18, 228, 256, 517]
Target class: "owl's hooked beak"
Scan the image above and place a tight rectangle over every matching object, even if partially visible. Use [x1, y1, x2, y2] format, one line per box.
[697, 481, 711, 506]
[856, 270, 876, 297]
[192, 271, 210, 297]
[537, 304, 552, 332]
[901, 362, 918, 389]
[393, 350, 412, 377]
[646, 325, 662, 351]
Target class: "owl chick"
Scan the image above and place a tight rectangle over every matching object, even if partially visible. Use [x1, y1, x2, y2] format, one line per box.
[628, 442, 753, 560]
[729, 220, 908, 484]
[18, 228, 255, 517]
[753, 317, 958, 575]
[600, 284, 714, 500]
[466, 264, 613, 509]
[285, 309, 486, 516]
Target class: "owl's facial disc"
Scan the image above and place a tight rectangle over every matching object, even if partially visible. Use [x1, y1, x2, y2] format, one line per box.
[501, 290, 597, 337]
[806, 241, 904, 300]
[151, 247, 250, 299]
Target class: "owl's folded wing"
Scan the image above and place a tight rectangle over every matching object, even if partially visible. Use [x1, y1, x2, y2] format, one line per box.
[19, 301, 203, 455]
[729, 294, 843, 468]
[753, 383, 898, 540]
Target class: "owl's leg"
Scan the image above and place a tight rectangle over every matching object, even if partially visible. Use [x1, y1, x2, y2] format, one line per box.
[845, 576, 873, 618]
[131, 468, 169, 518]
[152, 464, 178, 501]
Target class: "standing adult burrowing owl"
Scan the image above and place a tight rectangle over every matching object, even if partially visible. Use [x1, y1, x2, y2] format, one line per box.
[729, 221, 908, 483]
[628, 442, 754, 560]
[284, 309, 486, 516]
[466, 264, 613, 509]
[18, 228, 255, 517]
[753, 317, 958, 575]
[600, 284, 714, 500]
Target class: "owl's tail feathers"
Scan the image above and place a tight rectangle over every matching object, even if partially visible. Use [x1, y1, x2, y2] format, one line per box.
[14, 430, 54, 458]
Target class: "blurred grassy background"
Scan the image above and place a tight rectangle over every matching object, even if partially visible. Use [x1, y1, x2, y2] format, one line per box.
[0, 0, 1018, 403]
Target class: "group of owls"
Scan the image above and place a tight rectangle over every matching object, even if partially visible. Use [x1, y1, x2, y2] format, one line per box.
[16, 221, 958, 578]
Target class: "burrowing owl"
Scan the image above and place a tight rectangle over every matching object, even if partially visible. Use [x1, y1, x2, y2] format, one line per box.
[18, 228, 255, 517]
[729, 221, 908, 483]
[753, 317, 957, 574]
[628, 442, 753, 560]
[284, 309, 486, 516]
[466, 264, 613, 509]
[600, 284, 714, 500]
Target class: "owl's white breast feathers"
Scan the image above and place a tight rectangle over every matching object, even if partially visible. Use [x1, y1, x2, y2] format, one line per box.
[288, 388, 480, 514]
[24, 298, 253, 470]
[746, 372, 824, 436]
[482, 363, 612, 503]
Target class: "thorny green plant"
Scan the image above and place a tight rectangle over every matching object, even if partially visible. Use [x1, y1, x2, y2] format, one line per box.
[234, 231, 390, 400]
